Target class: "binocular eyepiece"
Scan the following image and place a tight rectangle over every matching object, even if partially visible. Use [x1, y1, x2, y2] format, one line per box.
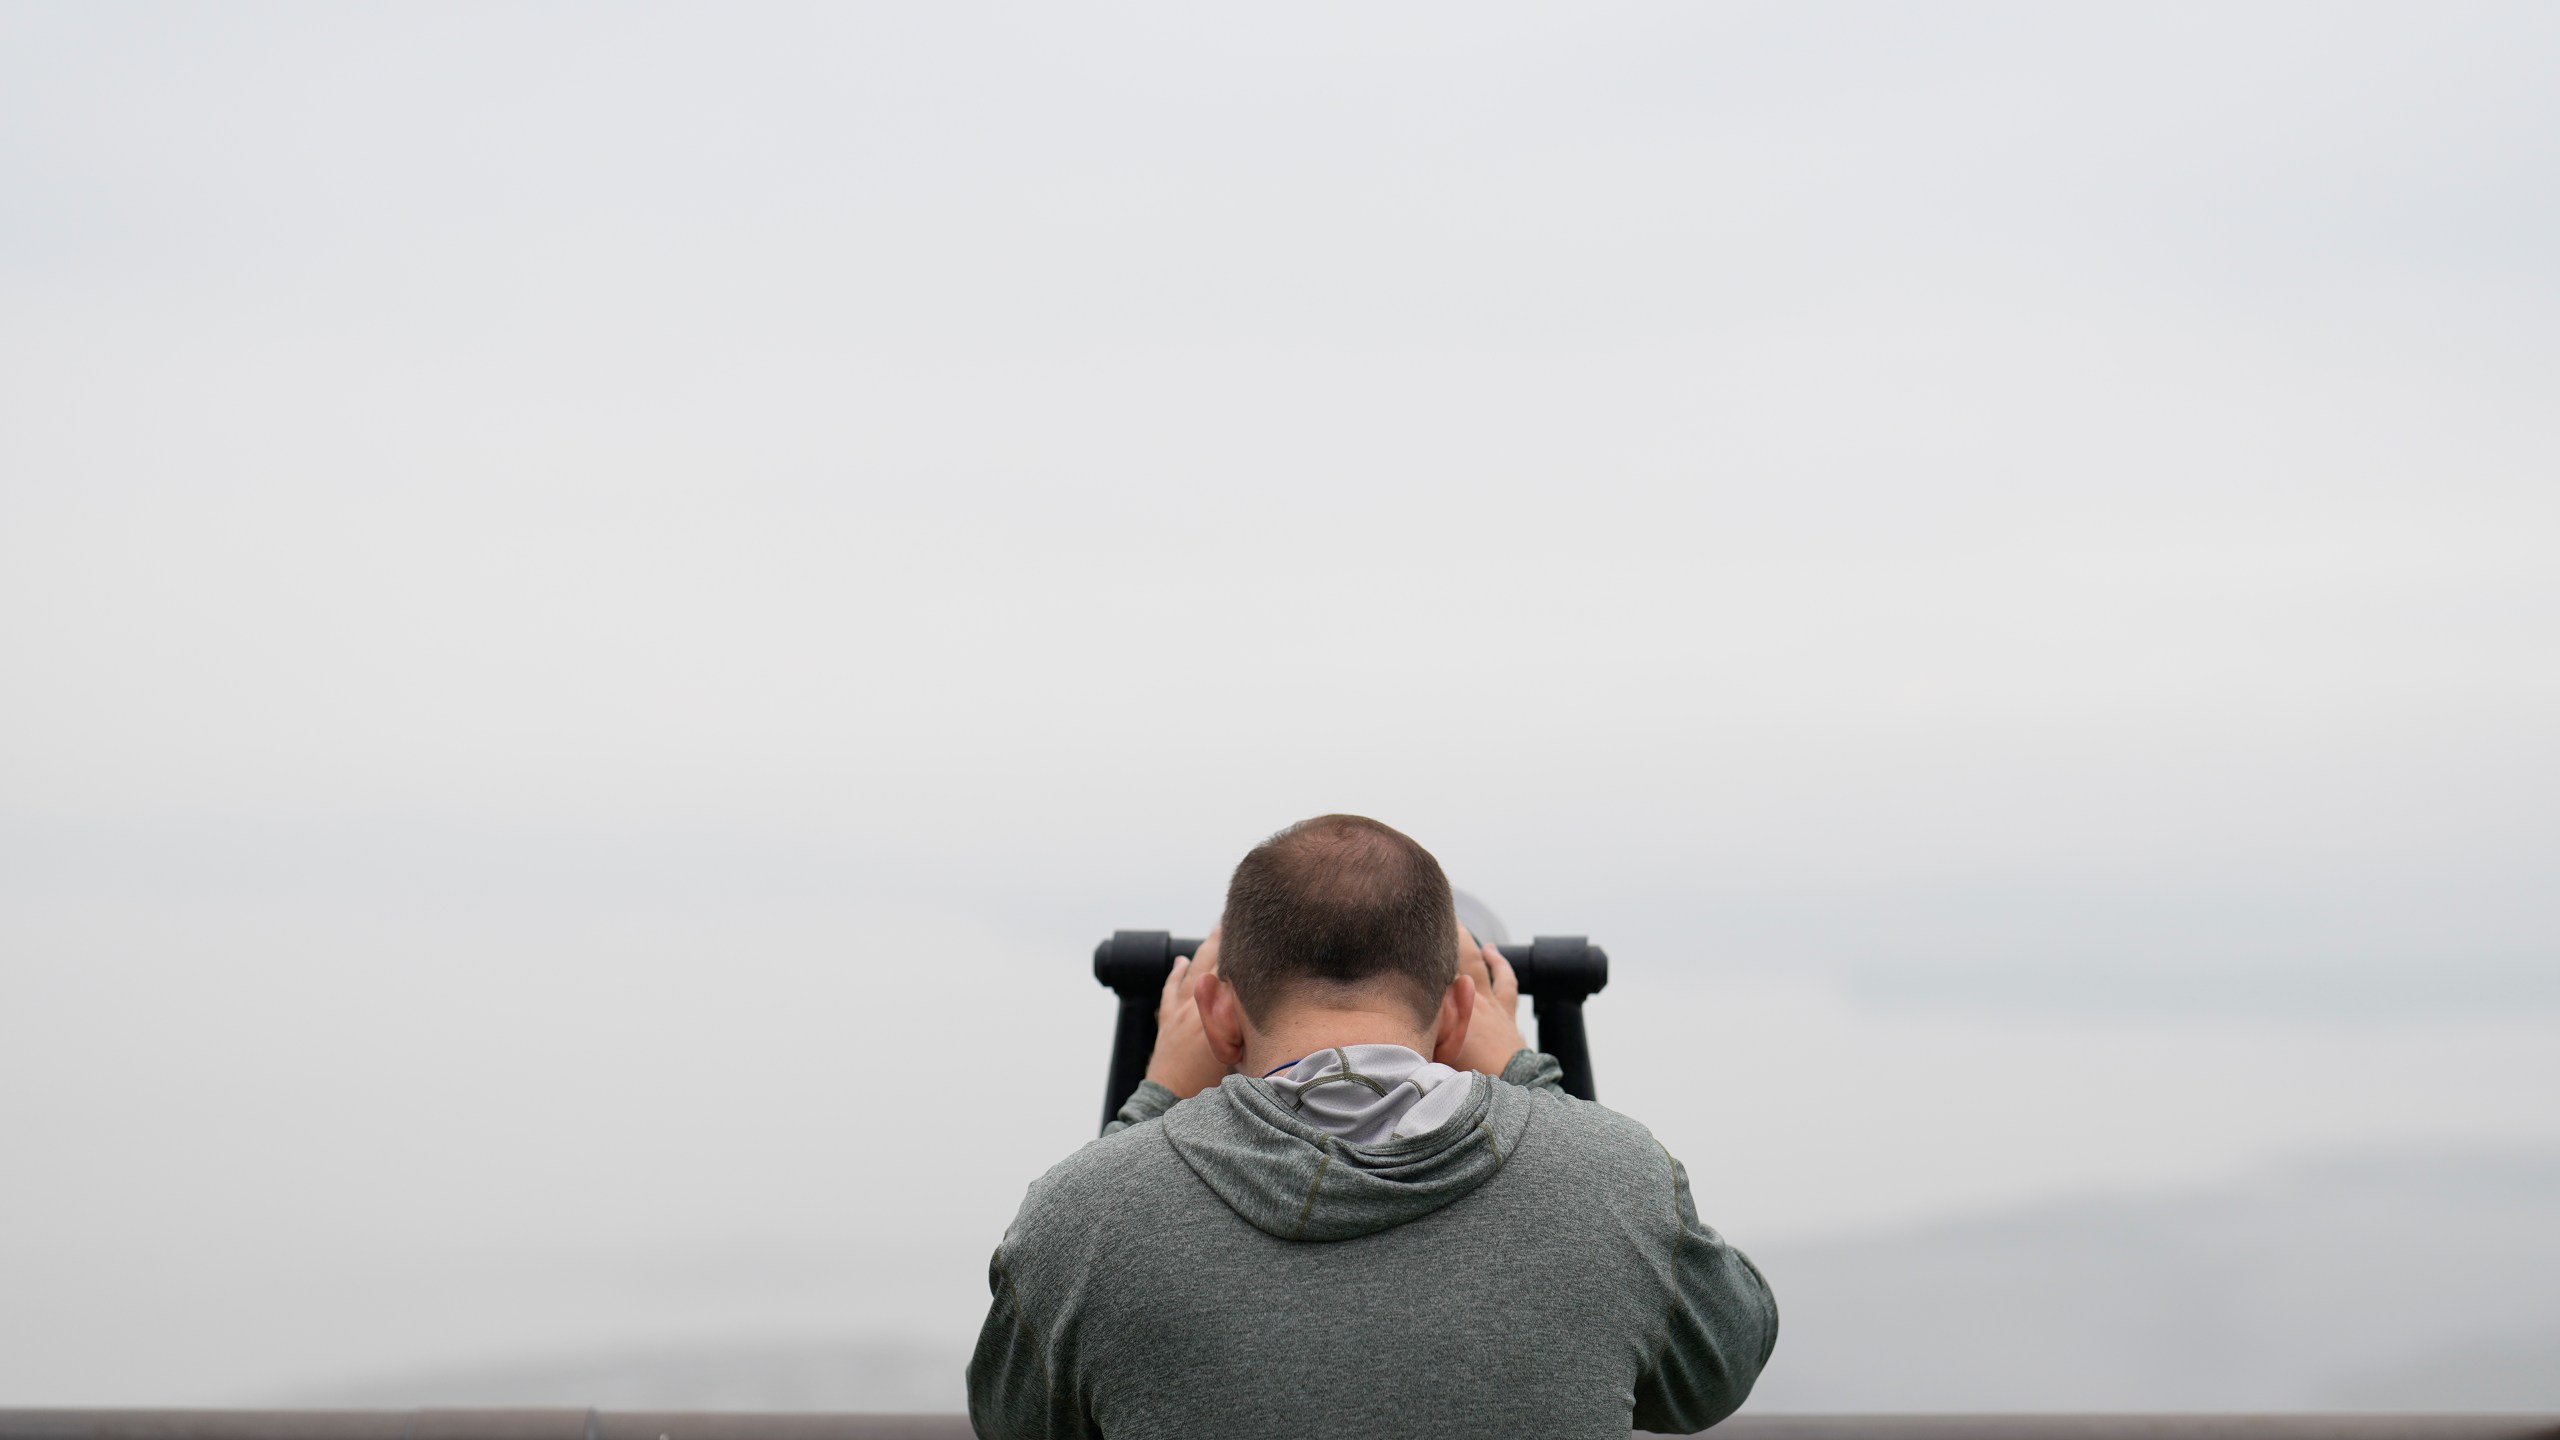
[1092, 929, 1608, 1133]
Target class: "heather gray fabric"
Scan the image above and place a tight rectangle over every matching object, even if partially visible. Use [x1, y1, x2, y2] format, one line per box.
[968, 1050, 1778, 1438]
[1264, 1043, 1474, 1144]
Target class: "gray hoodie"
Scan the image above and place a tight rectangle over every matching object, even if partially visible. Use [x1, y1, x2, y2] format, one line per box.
[968, 1051, 1778, 1438]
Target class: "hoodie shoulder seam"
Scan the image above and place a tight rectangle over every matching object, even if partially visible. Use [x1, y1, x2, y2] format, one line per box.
[1287, 1135, 1336, 1241]
[990, 1249, 1061, 1395]
[1642, 1141, 1688, 1381]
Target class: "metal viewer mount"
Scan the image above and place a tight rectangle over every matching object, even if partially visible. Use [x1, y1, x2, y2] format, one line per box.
[1092, 930, 1609, 1134]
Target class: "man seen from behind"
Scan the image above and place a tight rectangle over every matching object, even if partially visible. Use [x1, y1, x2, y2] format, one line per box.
[968, 814, 1778, 1438]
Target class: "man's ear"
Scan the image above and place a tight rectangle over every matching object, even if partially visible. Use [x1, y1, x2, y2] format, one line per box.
[1429, 972, 1476, 1067]
[1196, 968, 1248, 1068]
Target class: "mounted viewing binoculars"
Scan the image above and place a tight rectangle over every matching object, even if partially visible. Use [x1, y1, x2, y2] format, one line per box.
[1092, 930, 1610, 1134]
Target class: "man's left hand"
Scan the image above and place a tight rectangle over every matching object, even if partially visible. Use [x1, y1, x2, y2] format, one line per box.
[1143, 927, 1231, 1099]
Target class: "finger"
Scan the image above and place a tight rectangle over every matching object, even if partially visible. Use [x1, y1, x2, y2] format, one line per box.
[1483, 941, 1520, 1004]
[1173, 951, 1197, 1006]
[1159, 954, 1189, 1016]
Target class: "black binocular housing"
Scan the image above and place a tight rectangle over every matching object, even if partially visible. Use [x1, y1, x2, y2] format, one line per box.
[1092, 929, 1608, 1134]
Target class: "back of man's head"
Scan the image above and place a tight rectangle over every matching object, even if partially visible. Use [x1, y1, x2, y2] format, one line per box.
[1217, 814, 1459, 1026]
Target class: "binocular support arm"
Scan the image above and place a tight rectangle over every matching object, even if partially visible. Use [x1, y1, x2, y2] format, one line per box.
[1091, 930, 1610, 1135]
[1091, 931, 1201, 1135]
[1511, 933, 1607, 1104]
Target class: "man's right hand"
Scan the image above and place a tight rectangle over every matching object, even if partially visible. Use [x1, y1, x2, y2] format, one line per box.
[1452, 934, 1531, 1077]
[1143, 927, 1231, 1100]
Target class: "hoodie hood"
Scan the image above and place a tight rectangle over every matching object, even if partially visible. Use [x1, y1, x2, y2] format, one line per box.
[1266, 1044, 1475, 1144]
[1158, 1069, 1538, 1242]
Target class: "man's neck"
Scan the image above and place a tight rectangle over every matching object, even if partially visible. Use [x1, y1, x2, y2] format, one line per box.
[1239, 1004, 1434, 1078]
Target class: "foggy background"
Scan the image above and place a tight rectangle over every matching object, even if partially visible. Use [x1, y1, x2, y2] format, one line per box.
[5, 0, 2556, 1414]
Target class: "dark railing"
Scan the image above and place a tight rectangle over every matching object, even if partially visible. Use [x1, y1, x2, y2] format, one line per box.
[3, 1413, 2554, 1440]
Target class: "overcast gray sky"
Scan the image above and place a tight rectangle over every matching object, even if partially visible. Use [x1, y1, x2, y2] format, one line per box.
[4, 0, 2556, 1408]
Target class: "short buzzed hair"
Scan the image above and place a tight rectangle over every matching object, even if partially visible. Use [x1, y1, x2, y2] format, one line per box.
[1217, 815, 1459, 1025]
